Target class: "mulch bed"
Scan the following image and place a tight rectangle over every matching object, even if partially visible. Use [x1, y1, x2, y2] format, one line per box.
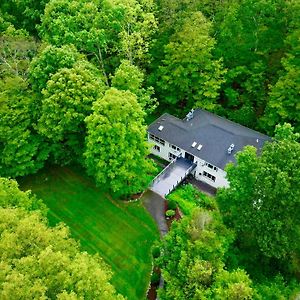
[147, 268, 161, 300]
[147, 283, 157, 300]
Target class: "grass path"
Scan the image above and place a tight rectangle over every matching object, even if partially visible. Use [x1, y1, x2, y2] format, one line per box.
[19, 165, 159, 300]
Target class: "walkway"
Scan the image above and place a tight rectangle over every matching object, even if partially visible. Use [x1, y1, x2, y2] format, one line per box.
[150, 157, 196, 197]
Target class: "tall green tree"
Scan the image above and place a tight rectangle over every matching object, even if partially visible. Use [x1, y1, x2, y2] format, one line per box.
[0, 76, 49, 178]
[263, 54, 300, 133]
[156, 209, 252, 299]
[111, 60, 157, 113]
[37, 61, 105, 163]
[217, 127, 300, 262]
[39, 0, 111, 84]
[154, 12, 225, 111]
[29, 44, 84, 93]
[262, 12, 300, 134]
[255, 275, 300, 300]
[103, 0, 157, 66]
[0, 207, 124, 299]
[0, 0, 49, 34]
[39, 0, 157, 81]
[84, 88, 155, 197]
[214, 0, 294, 128]
[212, 269, 253, 300]
[0, 177, 46, 213]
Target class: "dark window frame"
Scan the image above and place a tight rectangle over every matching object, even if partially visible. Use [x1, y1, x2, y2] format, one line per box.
[203, 171, 216, 182]
[153, 145, 160, 152]
[206, 163, 218, 172]
[149, 133, 165, 146]
[168, 152, 177, 160]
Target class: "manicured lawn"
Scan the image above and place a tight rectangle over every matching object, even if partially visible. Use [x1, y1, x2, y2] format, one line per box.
[18, 165, 159, 300]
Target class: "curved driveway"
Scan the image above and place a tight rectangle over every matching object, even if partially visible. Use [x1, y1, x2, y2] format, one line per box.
[142, 190, 168, 236]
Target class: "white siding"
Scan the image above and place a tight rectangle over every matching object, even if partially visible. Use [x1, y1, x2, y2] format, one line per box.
[193, 156, 229, 188]
[148, 133, 182, 162]
[148, 134, 229, 189]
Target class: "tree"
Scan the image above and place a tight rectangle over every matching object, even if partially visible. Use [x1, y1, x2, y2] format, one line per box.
[111, 60, 157, 113]
[37, 61, 105, 163]
[154, 12, 225, 111]
[217, 131, 300, 261]
[0, 25, 37, 78]
[84, 88, 155, 196]
[0, 177, 46, 214]
[0, 207, 124, 299]
[0, 76, 49, 178]
[103, 0, 157, 66]
[212, 269, 253, 300]
[273, 123, 299, 142]
[39, 0, 111, 84]
[0, 0, 49, 34]
[263, 53, 300, 133]
[214, 0, 294, 129]
[29, 44, 84, 93]
[255, 275, 300, 300]
[156, 209, 250, 299]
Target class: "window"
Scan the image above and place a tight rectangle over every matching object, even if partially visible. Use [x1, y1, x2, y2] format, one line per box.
[149, 133, 165, 146]
[168, 152, 177, 160]
[153, 145, 160, 152]
[206, 163, 218, 171]
[203, 171, 216, 182]
[170, 144, 180, 151]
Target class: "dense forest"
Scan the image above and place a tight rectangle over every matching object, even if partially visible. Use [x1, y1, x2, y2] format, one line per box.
[0, 0, 299, 299]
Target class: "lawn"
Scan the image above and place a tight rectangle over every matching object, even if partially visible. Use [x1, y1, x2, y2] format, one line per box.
[18, 165, 159, 300]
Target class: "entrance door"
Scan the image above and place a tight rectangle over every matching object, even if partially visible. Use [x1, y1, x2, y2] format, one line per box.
[185, 152, 194, 162]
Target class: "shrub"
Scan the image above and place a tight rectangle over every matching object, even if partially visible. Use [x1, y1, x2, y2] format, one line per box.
[151, 272, 160, 285]
[168, 199, 177, 210]
[166, 209, 176, 218]
[152, 245, 160, 258]
[167, 184, 216, 215]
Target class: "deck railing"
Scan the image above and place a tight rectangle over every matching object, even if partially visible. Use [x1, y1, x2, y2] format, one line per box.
[151, 153, 182, 186]
[165, 162, 196, 196]
[151, 154, 197, 197]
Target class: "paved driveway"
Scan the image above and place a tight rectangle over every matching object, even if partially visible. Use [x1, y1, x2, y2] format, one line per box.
[142, 190, 168, 236]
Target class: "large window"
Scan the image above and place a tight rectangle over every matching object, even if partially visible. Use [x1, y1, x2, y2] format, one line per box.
[170, 144, 180, 151]
[203, 171, 216, 182]
[153, 145, 160, 152]
[168, 152, 177, 160]
[206, 163, 218, 171]
[149, 133, 165, 146]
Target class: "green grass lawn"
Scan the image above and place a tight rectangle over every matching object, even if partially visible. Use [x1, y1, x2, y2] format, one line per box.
[18, 165, 159, 300]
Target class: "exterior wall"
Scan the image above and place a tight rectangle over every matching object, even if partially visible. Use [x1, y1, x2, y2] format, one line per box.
[192, 156, 229, 189]
[148, 133, 229, 189]
[148, 133, 182, 162]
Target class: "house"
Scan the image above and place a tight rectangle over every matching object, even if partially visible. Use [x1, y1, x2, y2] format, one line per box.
[148, 109, 271, 189]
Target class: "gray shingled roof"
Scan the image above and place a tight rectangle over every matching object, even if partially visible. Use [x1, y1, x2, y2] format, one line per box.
[148, 109, 271, 169]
